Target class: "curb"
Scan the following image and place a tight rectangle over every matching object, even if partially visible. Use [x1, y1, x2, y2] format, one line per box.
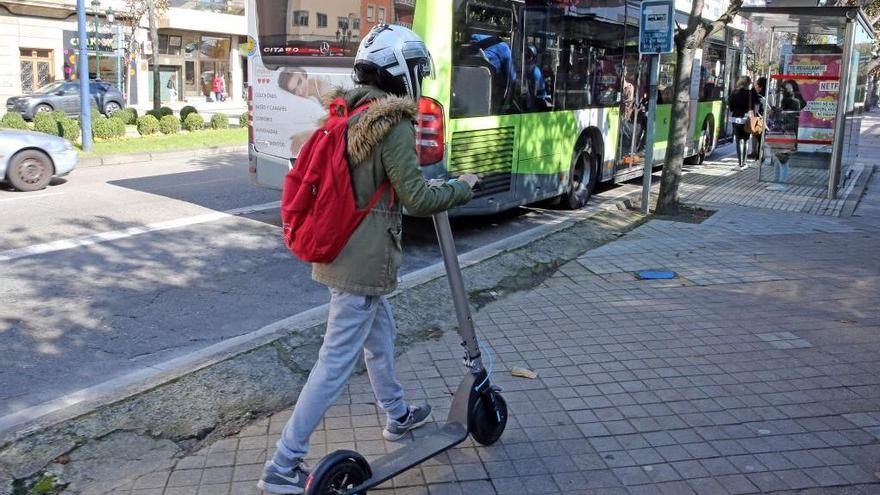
[0, 190, 643, 492]
[841, 163, 875, 217]
[78, 145, 247, 168]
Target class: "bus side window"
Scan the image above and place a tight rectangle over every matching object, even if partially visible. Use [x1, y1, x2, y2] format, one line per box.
[451, 65, 494, 117]
[659, 52, 677, 104]
[520, 7, 561, 113]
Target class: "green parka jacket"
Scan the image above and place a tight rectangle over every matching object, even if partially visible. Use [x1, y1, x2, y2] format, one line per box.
[311, 86, 473, 295]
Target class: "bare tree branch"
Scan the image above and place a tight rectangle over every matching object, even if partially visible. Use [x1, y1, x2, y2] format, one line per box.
[707, 0, 745, 37]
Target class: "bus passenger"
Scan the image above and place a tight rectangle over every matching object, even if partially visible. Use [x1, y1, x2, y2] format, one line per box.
[258, 25, 478, 495]
[525, 44, 548, 111]
[728, 75, 752, 169]
[469, 34, 516, 112]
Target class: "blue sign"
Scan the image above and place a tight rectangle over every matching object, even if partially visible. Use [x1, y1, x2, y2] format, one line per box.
[639, 0, 674, 54]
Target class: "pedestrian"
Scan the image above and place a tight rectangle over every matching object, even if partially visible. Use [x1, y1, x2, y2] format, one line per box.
[212, 73, 224, 102]
[728, 75, 752, 169]
[167, 74, 178, 102]
[258, 24, 478, 495]
[749, 76, 767, 160]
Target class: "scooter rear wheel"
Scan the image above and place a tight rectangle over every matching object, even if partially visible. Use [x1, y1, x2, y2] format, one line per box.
[306, 456, 370, 495]
[470, 390, 508, 446]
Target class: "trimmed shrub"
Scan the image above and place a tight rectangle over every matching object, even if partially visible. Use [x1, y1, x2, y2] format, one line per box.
[92, 116, 114, 140]
[136, 115, 160, 136]
[210, 113, 229, 130]
[108, 116, 126, 138]
[239, 112, 248, 128]
[145, 109, 162, 120]
[49, 110, 67, 122]
[183, 112, 204, 131]
[0, 112, 28, 129]
[159, 106, 173, 118]
[61, 118, 81, 143]
[33, 112, 62, 136]
[180, 105, 198, 121]
[159, 115, 181, 135]
[111, 107, 137, 125]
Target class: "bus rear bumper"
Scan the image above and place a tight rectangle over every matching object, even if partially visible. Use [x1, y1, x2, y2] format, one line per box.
[249, 144, 290, 191]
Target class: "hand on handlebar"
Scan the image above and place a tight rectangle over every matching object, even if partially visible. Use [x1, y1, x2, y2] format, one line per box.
[458, 174, 479, 189]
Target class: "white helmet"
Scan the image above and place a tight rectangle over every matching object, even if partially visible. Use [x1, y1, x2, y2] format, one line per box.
[354, 24, 435, 100]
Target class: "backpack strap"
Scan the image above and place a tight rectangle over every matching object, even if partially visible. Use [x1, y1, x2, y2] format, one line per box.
[363, 181, 394, 212]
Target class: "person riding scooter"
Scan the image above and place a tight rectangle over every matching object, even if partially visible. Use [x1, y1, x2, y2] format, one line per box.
[258, 24, 478, 495]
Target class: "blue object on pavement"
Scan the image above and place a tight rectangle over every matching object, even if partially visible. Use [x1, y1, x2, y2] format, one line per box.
[637, 270, 677, 280]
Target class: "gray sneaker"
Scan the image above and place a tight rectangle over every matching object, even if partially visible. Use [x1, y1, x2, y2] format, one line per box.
[257, 460, 309, 494]
[383, 404, 432, 441]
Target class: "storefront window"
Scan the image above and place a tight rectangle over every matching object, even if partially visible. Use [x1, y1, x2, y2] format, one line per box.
[199, 36, 230, 59]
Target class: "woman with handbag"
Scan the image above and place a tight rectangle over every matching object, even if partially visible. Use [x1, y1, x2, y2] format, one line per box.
[728, 76, 752, 169]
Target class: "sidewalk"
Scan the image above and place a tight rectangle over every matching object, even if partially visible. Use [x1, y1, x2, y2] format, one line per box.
[115, 124, 880, 495]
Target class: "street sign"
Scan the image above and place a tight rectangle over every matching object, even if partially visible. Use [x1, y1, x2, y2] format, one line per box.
[640, 0, 674, 54]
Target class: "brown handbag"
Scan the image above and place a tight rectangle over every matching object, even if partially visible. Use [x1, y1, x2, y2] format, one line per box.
[744, 90, 764, 135]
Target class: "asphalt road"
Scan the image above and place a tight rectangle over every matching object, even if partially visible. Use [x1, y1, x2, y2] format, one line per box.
[0, 152, 640, 418]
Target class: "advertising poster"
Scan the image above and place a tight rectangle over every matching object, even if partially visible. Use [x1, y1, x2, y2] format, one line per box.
[251, 65, 352, 159]
[784, 54, 841, 153]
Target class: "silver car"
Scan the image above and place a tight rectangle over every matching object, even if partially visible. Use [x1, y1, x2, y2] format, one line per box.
[0, 129, 77, 191]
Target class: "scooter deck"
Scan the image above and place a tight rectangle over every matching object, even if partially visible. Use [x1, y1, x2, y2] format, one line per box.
[347, 421, 468, 494]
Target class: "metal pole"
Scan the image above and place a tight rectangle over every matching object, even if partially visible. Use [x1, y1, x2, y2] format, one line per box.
[76, 0, 93, 151]
[431, 211, 483, 368]
[93, 13, 100, 80]
[760, 28, 775, 183]
[116, 25, 123, 91]
[641, 54, 659, 214]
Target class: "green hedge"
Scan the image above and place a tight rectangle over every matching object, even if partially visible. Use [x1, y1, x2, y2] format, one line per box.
[111, 107, 138, 125]
[210, 113, 229, 130]
[239, 112, 248, 128]
[183, 112, 204, 131]
[136, 115, 160, 136]
[0, 112, 28, 129]
[92, 116, 125, 140]
[159, 115, 181, 135]
[33, 112, 62, 136]
[61, 118, 81, 142]
[180, 105, 198, 121]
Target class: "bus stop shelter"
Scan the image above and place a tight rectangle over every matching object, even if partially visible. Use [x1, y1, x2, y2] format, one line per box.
[739, 5, 874, 199]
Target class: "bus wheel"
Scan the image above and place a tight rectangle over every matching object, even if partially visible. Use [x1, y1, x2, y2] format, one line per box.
[562, 139, 597, 210]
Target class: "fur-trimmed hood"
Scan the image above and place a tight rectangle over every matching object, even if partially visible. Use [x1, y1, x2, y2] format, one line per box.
[323, 86, 418, 164]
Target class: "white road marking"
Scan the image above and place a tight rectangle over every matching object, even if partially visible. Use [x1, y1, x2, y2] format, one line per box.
[0, 192, 65, 202]
[0, 201, 281, 262]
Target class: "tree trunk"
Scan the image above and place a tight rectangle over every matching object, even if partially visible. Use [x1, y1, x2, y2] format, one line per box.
[656, 42, 697, 215]
[147, 0, 161, 110]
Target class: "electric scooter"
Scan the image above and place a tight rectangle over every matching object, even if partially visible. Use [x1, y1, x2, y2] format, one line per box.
[304, 210, 508, 495]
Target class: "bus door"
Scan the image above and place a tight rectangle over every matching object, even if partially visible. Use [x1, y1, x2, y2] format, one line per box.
[723, 47, 741, 139]
[687, 48, 704, 156]
[616, 54, 648, 175]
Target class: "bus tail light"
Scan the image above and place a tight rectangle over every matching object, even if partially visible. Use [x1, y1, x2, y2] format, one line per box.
[416, 97, 444, 166]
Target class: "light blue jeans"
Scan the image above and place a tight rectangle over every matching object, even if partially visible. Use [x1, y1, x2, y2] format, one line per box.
[271, 289, 408, 467]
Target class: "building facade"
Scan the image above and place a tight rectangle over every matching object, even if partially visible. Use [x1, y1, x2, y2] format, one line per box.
[0, 0, 246, 109]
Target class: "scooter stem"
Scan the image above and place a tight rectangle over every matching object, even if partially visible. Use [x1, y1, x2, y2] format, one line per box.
[431, 211, 483, 369]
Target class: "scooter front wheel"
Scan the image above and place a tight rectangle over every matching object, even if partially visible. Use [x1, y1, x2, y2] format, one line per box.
[470, 390, 508, 446]
[305, 450, 370, 495]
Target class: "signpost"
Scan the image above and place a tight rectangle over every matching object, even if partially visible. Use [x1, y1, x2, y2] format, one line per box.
[76, 0, 93, 151]
[639, 0, 674, 214]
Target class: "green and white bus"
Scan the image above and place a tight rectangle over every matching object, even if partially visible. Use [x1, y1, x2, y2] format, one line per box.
[247, 0, 744, 214]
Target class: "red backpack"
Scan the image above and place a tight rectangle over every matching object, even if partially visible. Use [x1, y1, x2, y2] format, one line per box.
[281, 98, 393, 263]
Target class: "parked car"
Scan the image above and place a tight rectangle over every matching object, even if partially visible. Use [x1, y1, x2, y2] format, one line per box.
[6, 80, 124, 120]
[0, 129, 77, 191]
